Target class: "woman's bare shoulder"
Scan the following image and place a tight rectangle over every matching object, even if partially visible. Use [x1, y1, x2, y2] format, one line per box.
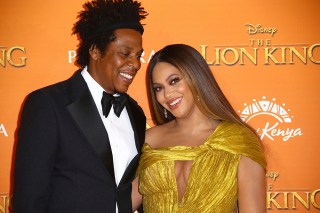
[145, 122, 172, 148]
[145, 126, 162, 147]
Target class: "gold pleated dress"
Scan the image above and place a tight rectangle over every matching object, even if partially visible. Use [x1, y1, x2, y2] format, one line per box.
[137, 121, 267, 213]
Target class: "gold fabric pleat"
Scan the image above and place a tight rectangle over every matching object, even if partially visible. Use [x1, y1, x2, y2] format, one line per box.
[137, 121, 267, 213]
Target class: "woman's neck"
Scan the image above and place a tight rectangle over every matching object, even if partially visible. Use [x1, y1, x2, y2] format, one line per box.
[172, 111, 219, 134]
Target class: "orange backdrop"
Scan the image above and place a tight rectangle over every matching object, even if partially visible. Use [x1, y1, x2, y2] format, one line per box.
[1, 0, 319, 212]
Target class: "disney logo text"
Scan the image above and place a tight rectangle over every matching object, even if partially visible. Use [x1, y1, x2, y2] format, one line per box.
[245, 23, 277, 36]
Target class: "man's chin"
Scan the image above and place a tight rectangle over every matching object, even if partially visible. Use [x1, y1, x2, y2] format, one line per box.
[115, 86, 129, 94]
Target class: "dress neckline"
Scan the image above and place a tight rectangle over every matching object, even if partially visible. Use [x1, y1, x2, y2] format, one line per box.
[144, 120, 225, 150]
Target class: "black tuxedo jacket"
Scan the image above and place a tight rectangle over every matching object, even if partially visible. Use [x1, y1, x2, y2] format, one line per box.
[13, 70, 146, 213]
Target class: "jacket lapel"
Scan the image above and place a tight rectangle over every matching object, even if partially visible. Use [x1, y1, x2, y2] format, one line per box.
[65, 72, 146, 185]
[119, 98, 146, 184]
[127, 97, 146, 153]
[66, 72, 115, 180]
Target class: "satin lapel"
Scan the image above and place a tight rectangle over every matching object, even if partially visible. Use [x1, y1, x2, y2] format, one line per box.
[67, 84, 115, 180]
[120, 99, 146, 184]
[126, 98, 146, 153]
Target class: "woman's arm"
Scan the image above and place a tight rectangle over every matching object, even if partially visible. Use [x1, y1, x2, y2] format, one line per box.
[237, 156, 266, 213]
[132, 177, 142, 212]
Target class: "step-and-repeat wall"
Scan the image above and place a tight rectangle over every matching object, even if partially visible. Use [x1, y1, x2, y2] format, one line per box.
[1, 0, 319, 212]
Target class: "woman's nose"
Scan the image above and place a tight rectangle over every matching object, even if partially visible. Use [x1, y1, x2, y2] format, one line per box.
[164, 88, 173, 99]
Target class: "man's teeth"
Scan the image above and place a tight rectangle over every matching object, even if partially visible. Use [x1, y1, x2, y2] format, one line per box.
[120, 73, 133, 79]
[169, 98, 181, 106]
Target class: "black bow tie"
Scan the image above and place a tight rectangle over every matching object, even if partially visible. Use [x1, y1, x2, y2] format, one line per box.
[101, 92, 128, 117]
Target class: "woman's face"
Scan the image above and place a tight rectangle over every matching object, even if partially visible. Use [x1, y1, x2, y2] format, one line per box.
[152, 62, 197, 119]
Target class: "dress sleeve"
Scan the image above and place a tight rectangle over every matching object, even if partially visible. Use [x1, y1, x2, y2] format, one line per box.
[238, 124, 267, 169]
[210, 122, 267, 170]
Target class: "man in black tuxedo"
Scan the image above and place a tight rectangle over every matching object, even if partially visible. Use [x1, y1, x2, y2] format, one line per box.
[12, 0, 147, 212]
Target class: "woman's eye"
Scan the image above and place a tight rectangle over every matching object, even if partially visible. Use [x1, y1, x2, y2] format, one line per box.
[170, 77, 180, 85]
[153, 86, 162, 92]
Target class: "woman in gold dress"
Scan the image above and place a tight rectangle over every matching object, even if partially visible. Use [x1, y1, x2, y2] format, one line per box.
[132, 44, 267, 213]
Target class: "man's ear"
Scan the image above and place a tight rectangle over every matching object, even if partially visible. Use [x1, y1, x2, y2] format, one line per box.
[89, 45, 101, 60]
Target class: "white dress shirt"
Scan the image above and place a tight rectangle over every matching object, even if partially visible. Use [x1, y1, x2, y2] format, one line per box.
[81, 67, 137, 212]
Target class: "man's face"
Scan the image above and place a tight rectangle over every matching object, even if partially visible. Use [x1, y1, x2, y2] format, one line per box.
[89, 29, 143, 94]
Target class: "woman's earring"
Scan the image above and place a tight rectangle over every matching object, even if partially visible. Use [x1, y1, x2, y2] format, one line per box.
[164, 108, 168, 119]
[197, 95, 200, 102]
